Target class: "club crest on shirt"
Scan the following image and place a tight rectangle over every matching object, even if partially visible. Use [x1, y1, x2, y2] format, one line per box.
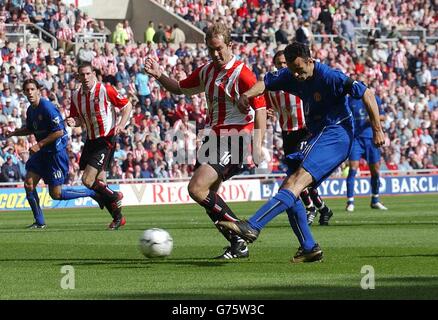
[38, 114, 43, 121]
[314, 92, 322, 102]
[94, 96, 100, 104]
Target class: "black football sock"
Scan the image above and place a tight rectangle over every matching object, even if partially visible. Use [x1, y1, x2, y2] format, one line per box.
[105, 202, 122, 220]
[210, 213, 233, 241]
[300, 188, 314, 209]
[91, 180, 117, 201]
[200, 191, 240, 223]
[309, 188, 330, 214]
[200, 191, 241, 242]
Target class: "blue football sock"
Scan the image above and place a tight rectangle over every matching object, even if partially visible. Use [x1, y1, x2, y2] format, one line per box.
[286, 208, 303, 248]
[346, 169, 357, 199]
[248, 189, 296, 231]
[60, 187, 96, 200]
[286, 205, 316, 251]
[26, 189, 45, 225]
[371, 175, 380, 203]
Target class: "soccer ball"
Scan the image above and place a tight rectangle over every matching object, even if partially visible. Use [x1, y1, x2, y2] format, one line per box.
[139, 228, 173, 258]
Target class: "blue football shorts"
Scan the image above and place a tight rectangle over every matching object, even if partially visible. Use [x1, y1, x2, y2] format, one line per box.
[286, 124, 353, 187]
[26, 149, 69, 186]
[349, 136, 381, 165]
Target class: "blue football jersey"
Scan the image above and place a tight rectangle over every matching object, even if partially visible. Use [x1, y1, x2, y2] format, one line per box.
[264, 61, 367, 134]
[348, 95, 384, 138]
[26, 98, 68, 153]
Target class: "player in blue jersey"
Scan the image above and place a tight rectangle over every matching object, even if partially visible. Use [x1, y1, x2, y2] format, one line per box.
[268, 50, 334, 226]
[218, 42, 385, 263]
[346, 84, 387, 212]
[5, 79, 103, 229]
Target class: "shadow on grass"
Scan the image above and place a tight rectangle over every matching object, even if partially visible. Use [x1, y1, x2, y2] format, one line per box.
[360, 253, 438, 258]
[325, 222, 438, 227]
[61, 258, 233, 268]
[2, 219, 436, 233]
[0, 227, 119, 233]
[91, 279, 438, 300]
[0, 257, 237, 268]
[0, 225, 221, 233]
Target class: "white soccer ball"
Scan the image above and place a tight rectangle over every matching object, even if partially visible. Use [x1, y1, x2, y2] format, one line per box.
[139, 228, 173, 258]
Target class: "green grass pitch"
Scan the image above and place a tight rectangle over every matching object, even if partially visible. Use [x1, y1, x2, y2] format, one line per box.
[0, 194, 437, 299]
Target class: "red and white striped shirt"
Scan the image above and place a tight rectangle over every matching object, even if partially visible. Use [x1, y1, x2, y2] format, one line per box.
[70, 82, 129, 140]
[56, 27, 74, 41]
[265, 90, 305, 132]
[179, 56, 265, 133]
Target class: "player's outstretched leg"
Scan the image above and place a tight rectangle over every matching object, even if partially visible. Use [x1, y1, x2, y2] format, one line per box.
[308, 188, 333, 226]
[219, 189, 323, 263]
[91, 180, 123, 203]
[197, 191, 249, 259]
[219, 189, 295, 241]
[52, 186, 105, 209]
[188, 165, 248, 259]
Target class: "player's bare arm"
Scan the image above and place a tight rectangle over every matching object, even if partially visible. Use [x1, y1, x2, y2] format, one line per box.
[5, 127, 32, 138]
[253, 108, 267, 166]
[238, 80, 266, 114]
[144, 57, 182, 95]
[362, 88, 385, 147]
[29, 129, 64, 155]
[115, 101, 133, 135]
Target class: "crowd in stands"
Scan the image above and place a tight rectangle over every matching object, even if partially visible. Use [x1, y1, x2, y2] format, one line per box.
[0, 0, 437, 184]
[157, 0, 437, 42]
